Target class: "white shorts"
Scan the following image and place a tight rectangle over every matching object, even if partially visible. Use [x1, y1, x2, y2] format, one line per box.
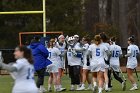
[110, 65, 120, 72]
[105, 64, 109, 69]
[46, 64, 58, 73]
[12, 82, 38, 93]
[83, 65, 90, 70]
[58, 61, 64, 69]
[90, 64, 105, 72]
[126, 64, 137, 69]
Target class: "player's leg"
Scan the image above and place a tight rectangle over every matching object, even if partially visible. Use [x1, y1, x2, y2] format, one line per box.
[86, 70, 92, 90]
[73, 65, 81, 90]
[113, 70, 126, 91]
[69, 66, 75, 91]
[48, 73, 53, 92]
[108, 68, 112, 91]
[77, 69, 88, 90]
[98, 71, 104, 93]
[52, 72, 58, 91]
[80, 66, 83, 86]
[57, 68, 66, 91]
[104, 68, 109, 91]
[127, 68, 138, 90]
[36, 68, 46, 92]
[92, 72, 98, 93]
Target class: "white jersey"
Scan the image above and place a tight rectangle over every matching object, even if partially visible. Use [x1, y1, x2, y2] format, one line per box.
[101, 43, 110, 60]
[67, 43, 82, 66]
[88, 44, 108, 66]
[12, 58, 38, 93]
[48, 47, 61, 65]
[127, 44, 139, 68]
[55, 42, 66, 68]
[82, 43, 89, 66]
[109, 43, 122, 66]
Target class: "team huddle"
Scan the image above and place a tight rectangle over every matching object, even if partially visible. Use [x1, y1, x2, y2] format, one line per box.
[0, 32, 139, 93]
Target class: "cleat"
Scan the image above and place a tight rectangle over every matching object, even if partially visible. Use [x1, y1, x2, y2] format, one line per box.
[69, 87, 75, 91]
[130, 86, 138, 91]
[108, 88, 112, 92]
[86, 85, 92, 90]
[122, 81, 126, 91]
[76, 86, 85, 91]
[93, 86, 98, 93]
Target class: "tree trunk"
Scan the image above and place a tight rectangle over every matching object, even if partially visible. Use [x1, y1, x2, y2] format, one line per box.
[119, 0, 128, 47]
[111, 0, 119, 26]
[98, 0, 108, 23]
[137, 0, 140, 46]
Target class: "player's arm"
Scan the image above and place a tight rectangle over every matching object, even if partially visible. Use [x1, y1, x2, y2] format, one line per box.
[86, 47, 92, 59]
[0, 63, 17, 72]
[136, 47, 140, 58]
[38, 44, 49, 58]
[124, 47, 131, 58]
[119, 47, 124, 58]
[57, 48, 66, 57]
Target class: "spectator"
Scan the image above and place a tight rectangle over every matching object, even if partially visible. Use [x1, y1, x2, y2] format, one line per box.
[30, 36, 52, 93]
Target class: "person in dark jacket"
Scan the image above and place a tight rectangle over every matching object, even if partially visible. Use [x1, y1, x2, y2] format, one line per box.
[30, 36, 52, 92]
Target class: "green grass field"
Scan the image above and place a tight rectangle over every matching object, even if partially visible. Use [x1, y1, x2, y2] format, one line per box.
[0, 75, 140, 93]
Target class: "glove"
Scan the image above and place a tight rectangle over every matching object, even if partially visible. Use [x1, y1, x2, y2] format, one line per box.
[104, 59, 110, 65]
[123, 55, 126, 58]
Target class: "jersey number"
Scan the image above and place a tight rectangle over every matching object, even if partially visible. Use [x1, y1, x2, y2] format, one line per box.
[96, 48, 100, 56]
[133, 50, 138, 57]
[26, 68, 34, 80]
[112, 51, 119, 57]
[68, 52, 72, 57]
[49, 52, 51, 58]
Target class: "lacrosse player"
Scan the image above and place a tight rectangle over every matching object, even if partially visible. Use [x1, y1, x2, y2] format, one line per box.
[124, 36, 139, 90]
[47, 39, 66, 92]
[88, 35, 109, 93]
[100, 32, 110, 91]
[77, 36, 92, 90]
[0, 46, 38, 93]
[55, 35, 67, 91]
[108, 37, 126, 91]
[67, 36, 82, 91]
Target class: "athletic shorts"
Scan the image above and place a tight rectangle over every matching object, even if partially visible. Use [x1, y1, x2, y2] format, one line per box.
[58, 61, 64, 69]
[126, 64, 137, 69]
[110, 65, 120, 72]
[12, 82, 38, 93]
[46, 64, 58, 73]
[83, 65, 90, 70]
[105, 64, 109, 69]
[90, 64, 105, 72]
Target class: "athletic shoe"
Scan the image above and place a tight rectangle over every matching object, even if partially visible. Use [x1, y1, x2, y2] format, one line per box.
[108, 88, 112, 92]
[130, 86, 138, 91]
[48, 87, 52, 92]
[60, 88, 66, 91]
[86, 85, 92, 90]
[76, 86, 85, 91]
[39, 86, 47, 93]
[122, 81, 126, 91]
[93, 86, 98, 93]
[98, 92, 102, 93]
[70, 87, 75, 91]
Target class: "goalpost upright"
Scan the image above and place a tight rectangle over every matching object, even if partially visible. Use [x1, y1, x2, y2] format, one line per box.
[0, 0, 47, 37]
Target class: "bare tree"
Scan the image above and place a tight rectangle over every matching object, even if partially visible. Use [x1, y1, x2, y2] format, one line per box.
[119, 0, 128, 47]
[98, 0, 108, 23]
[137, 0, 140, 46]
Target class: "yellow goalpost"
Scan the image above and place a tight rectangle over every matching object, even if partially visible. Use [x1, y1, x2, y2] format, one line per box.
[0, 0, 47, 37]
